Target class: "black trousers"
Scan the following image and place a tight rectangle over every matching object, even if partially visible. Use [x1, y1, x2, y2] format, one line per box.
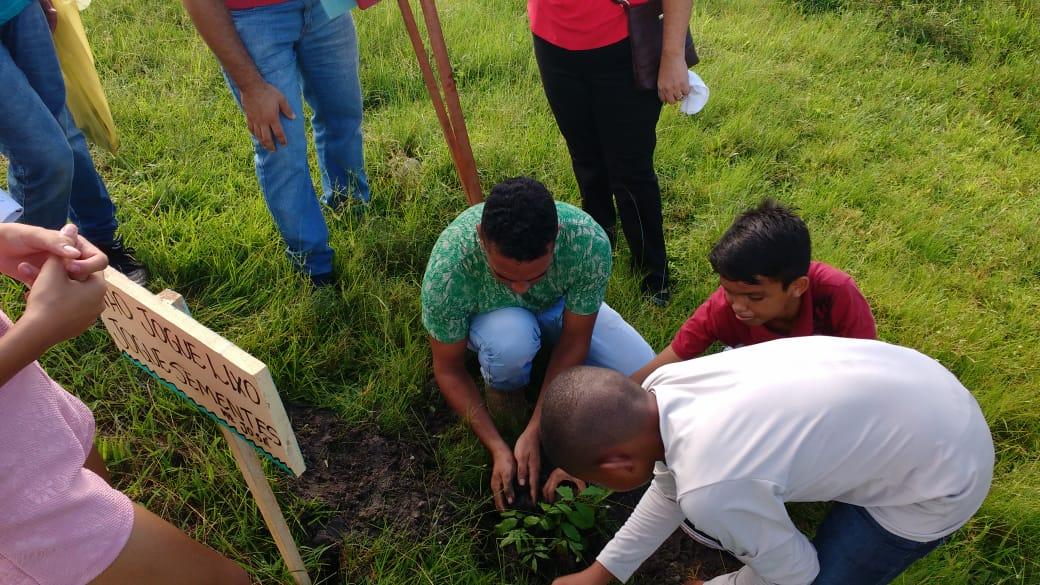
[534, 34, 668, 292]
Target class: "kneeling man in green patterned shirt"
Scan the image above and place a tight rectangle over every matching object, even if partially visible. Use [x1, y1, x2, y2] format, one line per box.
[421, 177, 655, 511]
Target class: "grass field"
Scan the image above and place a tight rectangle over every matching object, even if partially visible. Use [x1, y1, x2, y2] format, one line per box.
[2, 0, 1038, 581]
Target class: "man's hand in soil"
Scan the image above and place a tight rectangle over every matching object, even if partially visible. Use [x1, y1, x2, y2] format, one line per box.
[491, 445, 516, 511]
[551, 561, 615, 585]
[514, 424, 541, 504]
[543, 468, 587, 502]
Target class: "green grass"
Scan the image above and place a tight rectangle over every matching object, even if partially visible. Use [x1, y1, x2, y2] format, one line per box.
[2, 0, 1038, 581]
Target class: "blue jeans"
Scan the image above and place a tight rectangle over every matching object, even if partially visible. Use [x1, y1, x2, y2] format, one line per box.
[224, 0, 369, 276]
[467, 299, 655, 390]
[812, 503, 946, 585]
[0, 2, 119, 243]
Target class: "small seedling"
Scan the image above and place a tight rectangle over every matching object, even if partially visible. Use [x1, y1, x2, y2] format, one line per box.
[494, 484, 611, 573]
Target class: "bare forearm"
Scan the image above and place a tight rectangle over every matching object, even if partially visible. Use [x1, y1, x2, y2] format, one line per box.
[434, 366, 509, 454]
[661, 0, 693, 57]
[0, 316, 50, 387]
[630, 345, 682, 385]
[181, 0, 264, 90]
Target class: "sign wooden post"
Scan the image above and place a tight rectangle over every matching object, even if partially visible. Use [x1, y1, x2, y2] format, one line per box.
[396, 0, 483, 205]
[100, 269, 311, 585]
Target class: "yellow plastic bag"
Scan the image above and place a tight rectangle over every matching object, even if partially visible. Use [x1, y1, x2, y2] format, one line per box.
[51, 0, 119, 152]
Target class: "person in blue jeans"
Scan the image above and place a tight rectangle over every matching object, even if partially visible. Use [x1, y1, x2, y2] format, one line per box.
[0, 0, 149, 285]
[182, 0, 370, 286]
[421, 177, 656, 511]
[540, 337, 993, 585]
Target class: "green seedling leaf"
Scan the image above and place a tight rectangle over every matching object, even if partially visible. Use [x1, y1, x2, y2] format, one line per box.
[562, 522, 581, 542]
[495, 517, 518, 534]
[556, 503, 573, 514]
[539, 518, 551, 531]
[523, 515, 541, 527]
[580, 485, 608, 499]
[571, 503, 596, 529]
[501, 534, 516, 548]
[539, 502, 553, 512]
[555, 485, 575, 501]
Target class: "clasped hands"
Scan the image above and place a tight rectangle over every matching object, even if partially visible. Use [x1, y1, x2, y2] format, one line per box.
[0, 223, 110, 346]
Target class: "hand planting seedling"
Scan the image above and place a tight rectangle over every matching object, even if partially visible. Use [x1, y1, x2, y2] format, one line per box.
[494, 484, 611, 575]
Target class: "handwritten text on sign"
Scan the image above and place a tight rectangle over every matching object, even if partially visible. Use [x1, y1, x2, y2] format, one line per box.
[99, 268, 305, 476]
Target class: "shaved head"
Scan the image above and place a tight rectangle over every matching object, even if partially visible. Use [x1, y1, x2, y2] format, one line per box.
[541, 366, 656, 475]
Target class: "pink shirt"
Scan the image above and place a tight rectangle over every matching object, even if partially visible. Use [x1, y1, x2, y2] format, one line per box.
[0, 312, 134, 585]
[528, 0, 649, 51]
[671, 262, 877, 360]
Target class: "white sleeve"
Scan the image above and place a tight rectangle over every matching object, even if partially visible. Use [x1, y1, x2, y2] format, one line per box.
[596, 464, 684, 583]
[682, 480, 820, 585]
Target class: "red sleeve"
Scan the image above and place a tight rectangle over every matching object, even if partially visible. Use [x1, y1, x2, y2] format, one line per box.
[670, 289, 727, 360]
[828, 278, 877, 340]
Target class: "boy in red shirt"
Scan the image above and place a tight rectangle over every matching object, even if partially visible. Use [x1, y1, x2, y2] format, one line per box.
[631, 199, 876, 383]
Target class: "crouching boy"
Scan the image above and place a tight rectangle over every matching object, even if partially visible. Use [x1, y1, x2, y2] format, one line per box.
[543, 336, 994, 585]
[632, 200, 876, 384]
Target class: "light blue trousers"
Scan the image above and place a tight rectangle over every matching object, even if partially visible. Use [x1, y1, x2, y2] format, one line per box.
[467, 299, 654, 390]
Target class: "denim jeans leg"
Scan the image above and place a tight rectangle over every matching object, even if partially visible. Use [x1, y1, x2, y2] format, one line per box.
[63, 107, 119, 245]
[468, 307, 542, 390]
[297, 2, 369, 207]
[0, 3, 73, 230]
[537, 300, 655, 376]
[225, 0, 334, 276]
[812, 503, 945, 585]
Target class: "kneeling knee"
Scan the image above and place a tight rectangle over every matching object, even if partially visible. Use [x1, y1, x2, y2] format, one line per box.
[480, 338, 541, 390]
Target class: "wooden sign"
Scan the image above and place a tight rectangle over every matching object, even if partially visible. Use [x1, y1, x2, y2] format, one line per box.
[99, 268, 305, 476]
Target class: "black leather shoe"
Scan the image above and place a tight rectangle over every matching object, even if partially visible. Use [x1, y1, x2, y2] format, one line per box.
[97, 237, 149, 287]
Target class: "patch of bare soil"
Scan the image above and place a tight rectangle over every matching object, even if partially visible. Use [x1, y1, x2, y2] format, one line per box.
[285, 402, 463, 582]
[604, 490, 742, 585]
[285, 394, 740, 584]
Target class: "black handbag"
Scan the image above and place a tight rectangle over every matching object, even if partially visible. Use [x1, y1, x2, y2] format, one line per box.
[613, 0, 699, 91]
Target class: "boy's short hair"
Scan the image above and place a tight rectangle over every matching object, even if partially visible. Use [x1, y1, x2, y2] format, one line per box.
[708, 199, 811, 288]
[542, 366, 649, 474]
[481, 177, 559, 262]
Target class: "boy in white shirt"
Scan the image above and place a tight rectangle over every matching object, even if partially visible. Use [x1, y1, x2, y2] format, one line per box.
[541, 337, 994, 585]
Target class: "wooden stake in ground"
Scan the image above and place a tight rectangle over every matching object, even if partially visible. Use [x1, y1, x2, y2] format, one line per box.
[99, 269, 311, 585]
[396, 0, 483, 205]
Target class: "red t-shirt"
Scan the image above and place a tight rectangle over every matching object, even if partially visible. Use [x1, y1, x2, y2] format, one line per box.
[670, 262, 877, 360]
[226, 0, 286, 11]
[528, 0, 649, 51]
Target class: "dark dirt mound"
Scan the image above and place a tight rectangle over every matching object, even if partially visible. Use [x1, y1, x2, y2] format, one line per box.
[285, 397, 741, 584]
[603, 490, 742, 585]
[285, 402, 464, 581]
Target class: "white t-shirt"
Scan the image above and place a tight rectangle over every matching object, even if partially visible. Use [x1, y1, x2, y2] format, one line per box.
[597, 337, 993, 585]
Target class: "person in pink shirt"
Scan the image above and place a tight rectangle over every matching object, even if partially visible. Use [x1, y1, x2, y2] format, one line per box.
[0, 223, 249, 585]
[631, 199, 876, 383]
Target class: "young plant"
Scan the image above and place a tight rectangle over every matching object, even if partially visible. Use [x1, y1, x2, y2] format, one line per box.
[494, 484, 611, 573]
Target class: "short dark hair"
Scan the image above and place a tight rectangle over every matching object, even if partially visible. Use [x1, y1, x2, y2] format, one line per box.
[708, 199, 811, 288]
[480, 177, 559, 261]
[541, 366, 651, 474]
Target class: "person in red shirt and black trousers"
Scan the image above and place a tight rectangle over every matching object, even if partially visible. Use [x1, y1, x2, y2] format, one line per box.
[529, 0, 694, 306]
[631, 199, 877, 383]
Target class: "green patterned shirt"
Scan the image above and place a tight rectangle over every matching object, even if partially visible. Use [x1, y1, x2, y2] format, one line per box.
[421, 202, 612, 343]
